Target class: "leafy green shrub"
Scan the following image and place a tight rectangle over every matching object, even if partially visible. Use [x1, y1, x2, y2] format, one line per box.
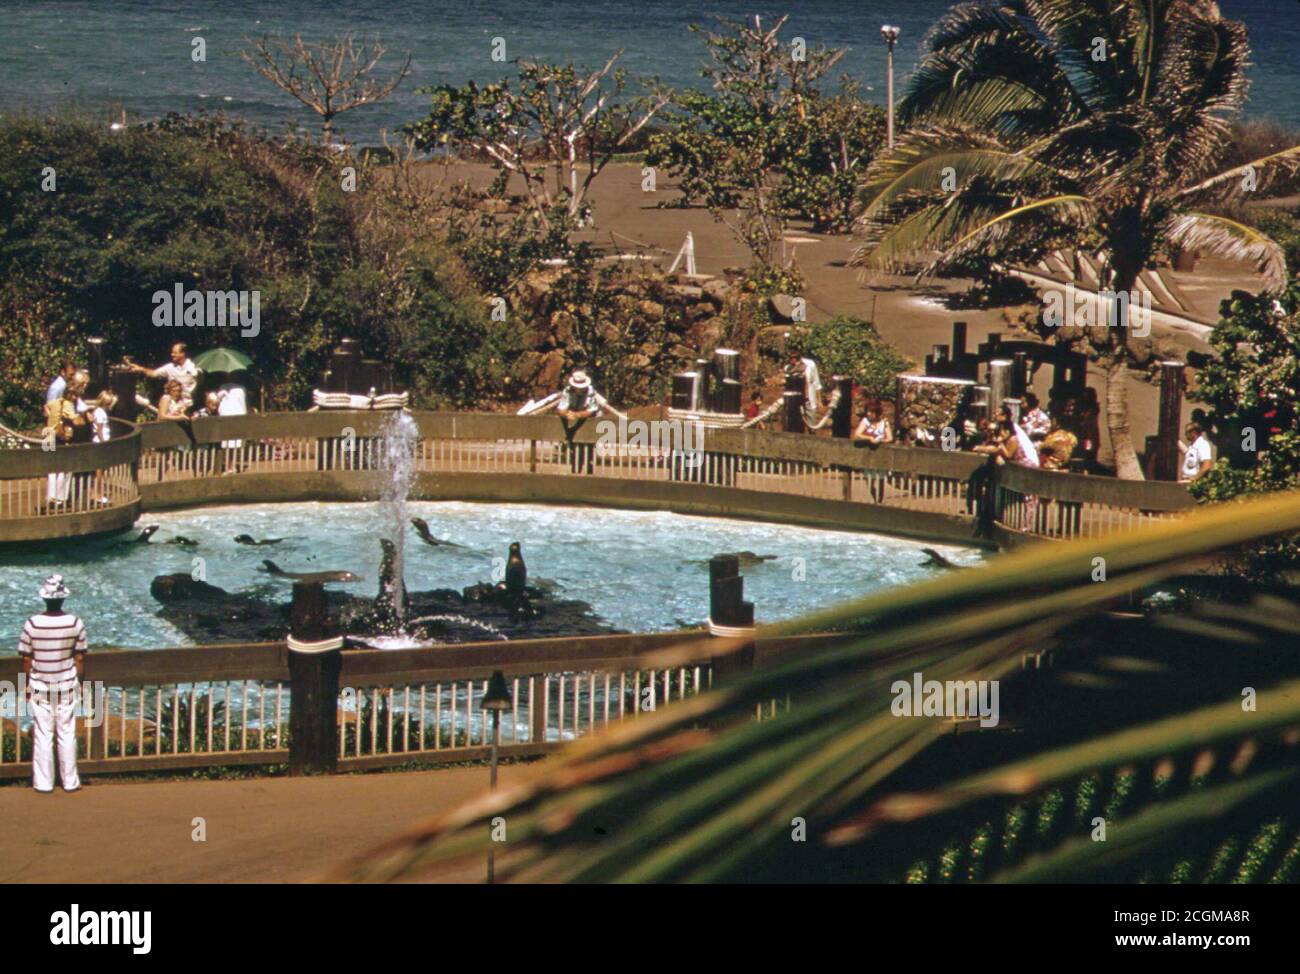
[1188, 279, 1300, 577]
[0, 112, 511, 425]
[786, 314, 911, 399]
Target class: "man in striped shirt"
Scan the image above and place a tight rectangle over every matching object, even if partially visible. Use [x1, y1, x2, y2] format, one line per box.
[17, 575, 87, 793]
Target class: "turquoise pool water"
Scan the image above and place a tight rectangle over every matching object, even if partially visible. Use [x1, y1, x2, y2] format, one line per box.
[0, 502, 986, 648]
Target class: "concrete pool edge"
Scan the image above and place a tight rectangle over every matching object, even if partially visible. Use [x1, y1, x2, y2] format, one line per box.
[135, 470, 1001, 551]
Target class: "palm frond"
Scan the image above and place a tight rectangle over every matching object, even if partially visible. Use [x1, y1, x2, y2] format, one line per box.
[1171, 145, 1300, 205]
[331, 490, 1300, 883]
[1165, 211, 1289, 289]
[903, 2, 1089, 136]
[989, 767, 1300, 883]
[855, 133, 1069, 225]
[834, 676, 1300, 841]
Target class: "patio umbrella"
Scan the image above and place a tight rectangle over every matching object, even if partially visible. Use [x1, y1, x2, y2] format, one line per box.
[193, 347, 254, 374]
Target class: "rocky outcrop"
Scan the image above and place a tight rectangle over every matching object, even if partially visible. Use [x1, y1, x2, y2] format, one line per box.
[510, 271, 752, 401]
[896, 375, 974, 438]
[149, 573, 621, 644]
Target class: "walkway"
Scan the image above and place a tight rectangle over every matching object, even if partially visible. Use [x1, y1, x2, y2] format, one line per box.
[0, 764, 536, 883]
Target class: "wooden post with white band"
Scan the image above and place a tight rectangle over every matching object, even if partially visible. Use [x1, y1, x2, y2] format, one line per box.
[288, 580, 343, 776]
[708, 554, 755, 683]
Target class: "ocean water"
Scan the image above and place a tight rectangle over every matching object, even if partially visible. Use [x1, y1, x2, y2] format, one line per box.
[0, 501, 985, 648]
[0, 0, 1295, 145]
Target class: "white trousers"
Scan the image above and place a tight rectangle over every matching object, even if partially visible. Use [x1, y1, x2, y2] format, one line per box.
[46, 472, 70, 504]
[30, 685, 80, 792]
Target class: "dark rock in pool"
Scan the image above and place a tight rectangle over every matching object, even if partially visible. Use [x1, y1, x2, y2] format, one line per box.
[149, 573, 621, 645]
[150, 574, 233, 602]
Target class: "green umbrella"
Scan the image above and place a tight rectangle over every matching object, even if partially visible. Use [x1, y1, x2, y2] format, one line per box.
[193, 347, 254, 374]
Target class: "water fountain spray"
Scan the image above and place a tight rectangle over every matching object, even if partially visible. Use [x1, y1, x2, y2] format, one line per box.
[375, 410, 419, 635]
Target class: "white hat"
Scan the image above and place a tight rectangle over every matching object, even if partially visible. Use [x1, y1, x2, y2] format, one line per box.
[39, 574, 70, 600]
[567, 371, 591, 390]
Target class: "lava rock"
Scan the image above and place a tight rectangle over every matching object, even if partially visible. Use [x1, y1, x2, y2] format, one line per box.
[150, 574, 231, 602]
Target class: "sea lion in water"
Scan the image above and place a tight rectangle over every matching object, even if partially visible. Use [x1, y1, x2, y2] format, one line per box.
[117, 525, 159, 546]
[259, 560, 361, 584]
[500, 542, 536, 622]
[164, 535, 198, 547]
[504, 542, 527, 599]
[410, 518, 463, 548]
[235, 534, 284, 546]
[919, 548, 965, 570]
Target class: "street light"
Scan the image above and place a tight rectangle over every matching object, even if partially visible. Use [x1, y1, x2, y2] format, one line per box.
[481, 669, 513, 885]
[880, 25, 901, 149]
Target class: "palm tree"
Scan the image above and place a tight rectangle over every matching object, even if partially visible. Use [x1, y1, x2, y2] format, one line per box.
[853, 0, 1300, 479]
[330, 490, 1300, 883]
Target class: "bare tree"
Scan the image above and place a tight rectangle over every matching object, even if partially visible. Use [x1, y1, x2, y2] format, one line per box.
[413, 53, 671, 233]
[242, 33, 412, 146]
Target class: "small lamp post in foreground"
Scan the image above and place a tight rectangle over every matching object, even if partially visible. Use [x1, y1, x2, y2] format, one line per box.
[481, 669, 513, 884]
[880, 24, 901, 149]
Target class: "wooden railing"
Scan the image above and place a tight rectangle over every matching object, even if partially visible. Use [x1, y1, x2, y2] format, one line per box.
[0, 642, 291, 776]
[0, 423, 141, 540]
[0, 631, 810, 779]
[1, 410, 1194, 546]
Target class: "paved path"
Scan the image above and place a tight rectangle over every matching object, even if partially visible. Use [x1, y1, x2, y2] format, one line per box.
[0, 765, 536, 884]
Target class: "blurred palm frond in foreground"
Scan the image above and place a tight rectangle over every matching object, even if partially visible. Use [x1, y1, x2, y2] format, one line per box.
[333, 492, 1300, 883]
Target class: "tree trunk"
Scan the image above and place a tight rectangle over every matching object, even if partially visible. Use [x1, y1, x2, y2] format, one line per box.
[1102, 239, 1147, 481]
[1104, 352, 1145, 480]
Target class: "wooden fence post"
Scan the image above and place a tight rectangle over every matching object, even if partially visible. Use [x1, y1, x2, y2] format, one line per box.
[288, 581, 342, 776]
[1154, 361, 1184, 481]
[708, 555, 755, 684]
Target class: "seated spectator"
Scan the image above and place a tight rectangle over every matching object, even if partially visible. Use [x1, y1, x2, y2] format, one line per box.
[853, 402, 894, 446]
[1020, 392, 1051, 442]
[974, 406, 1039, 468]
[157, 379, 190, 420]
[1038, 416, 1079, 471]
[194, 391, 224, 417]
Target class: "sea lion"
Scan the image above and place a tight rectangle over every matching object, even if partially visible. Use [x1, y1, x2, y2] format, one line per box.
[504, 542, 527, 599]
[164, 535, 198, 547]
[235, 534, 284, 546]
[259, 560, 361, 584]
[410, 517, 463, 548]
[919, 547, 965, 570]
[117, 524, 159, 546]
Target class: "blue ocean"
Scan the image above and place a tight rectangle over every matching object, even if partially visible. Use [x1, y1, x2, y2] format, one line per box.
[0, 0, 1296, 145]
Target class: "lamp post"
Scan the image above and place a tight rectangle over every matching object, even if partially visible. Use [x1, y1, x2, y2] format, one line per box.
[481, 669, 513, 884]
[880, 25, 901, 149]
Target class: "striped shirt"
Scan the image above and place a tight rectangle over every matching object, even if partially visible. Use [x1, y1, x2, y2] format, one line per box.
[17, 613, 87, 691]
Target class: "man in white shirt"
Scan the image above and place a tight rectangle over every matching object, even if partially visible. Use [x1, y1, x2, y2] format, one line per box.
[129, 342, 200, 401]
[17, 575, 88, 793]
[1179, 422, 1214, 482]
[786, 353, 822, 425]
[45, 361, 77, 405]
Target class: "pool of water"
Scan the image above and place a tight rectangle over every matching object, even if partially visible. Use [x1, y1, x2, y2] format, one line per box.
[0, 502, 987, 648]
